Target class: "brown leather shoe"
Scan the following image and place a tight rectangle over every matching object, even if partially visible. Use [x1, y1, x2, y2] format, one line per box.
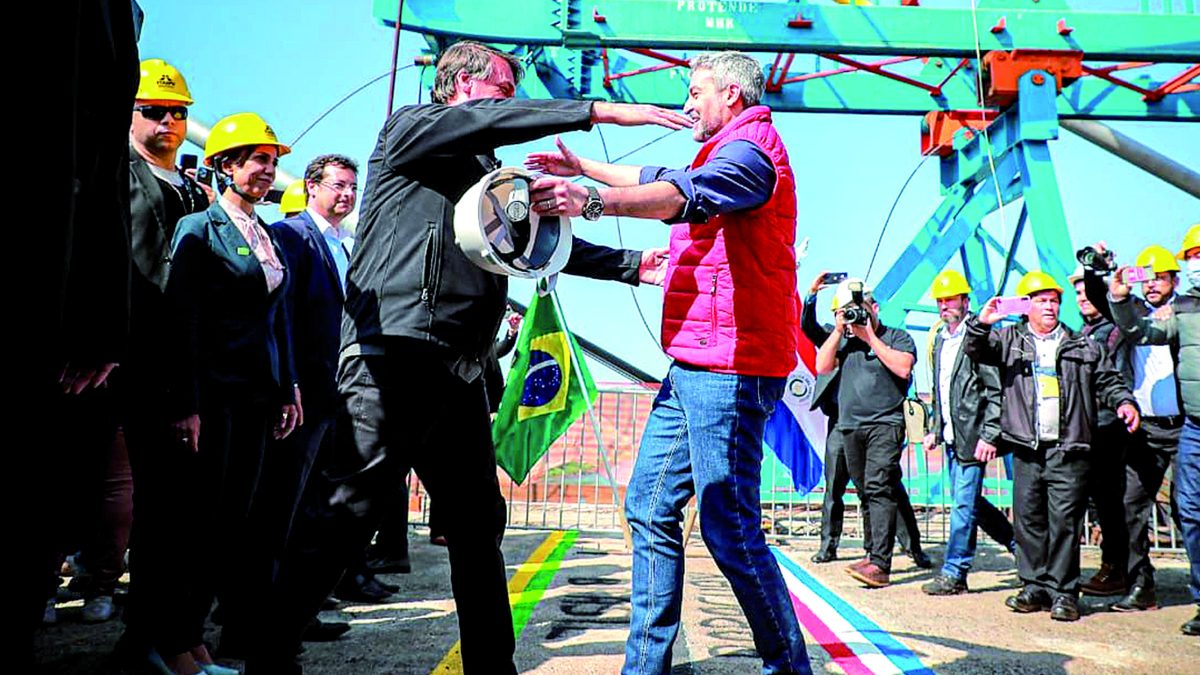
[845, 557, 871, 575]
[1081, 563, 1126, 597]
[847, 562, 890, 588]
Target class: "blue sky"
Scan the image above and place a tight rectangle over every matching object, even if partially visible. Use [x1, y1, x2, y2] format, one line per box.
[136, 0, 1198, 389]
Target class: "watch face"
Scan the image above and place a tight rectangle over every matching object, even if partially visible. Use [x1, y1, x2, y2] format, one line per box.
[584, 199, 603, 221]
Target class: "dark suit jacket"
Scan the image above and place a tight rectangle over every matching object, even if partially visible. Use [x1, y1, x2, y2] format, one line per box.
[270, 212, 344, 412]
[167, 203, 296, 417]
[927, 316, 1004, 464]
[801, 295, 839, 418]
[125, 150, 209, 398]
[40, 0, 139, 371]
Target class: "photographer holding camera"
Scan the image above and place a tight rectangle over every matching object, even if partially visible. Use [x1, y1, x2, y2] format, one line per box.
[816, 279, 920, 588]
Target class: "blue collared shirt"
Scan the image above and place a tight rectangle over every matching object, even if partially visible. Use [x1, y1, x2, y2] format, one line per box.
[638, 140, 776, 224]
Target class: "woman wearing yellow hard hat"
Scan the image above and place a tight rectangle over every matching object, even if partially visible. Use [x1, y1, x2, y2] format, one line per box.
[159, 111, 297, 675]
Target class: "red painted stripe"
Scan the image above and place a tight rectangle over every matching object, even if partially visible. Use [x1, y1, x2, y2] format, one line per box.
[787, 590, 875, 675]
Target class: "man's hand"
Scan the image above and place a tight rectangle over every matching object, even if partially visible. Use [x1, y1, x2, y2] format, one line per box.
[525, 136, 583, 177]
[592, 102, 693, 130]
[60, 362, 118, 395]
[1117, 403, 1141, 433]
[530, 177, 589, 217]
[173, 414, 201, 453]
[833, 309, 847, 336]
[292, 386, 305, 428]
[922, 432, 938, 455]
[809, 270, 830, 297]
[1110, 265, 1133, 300]
[639, 247, 669, 286]
[974, 439, 998, 462]
[506, 311, 523, 337]
[183, 167, 216, 203]
[275, 404, 299, 440]
[979, 297, 1002, 325]
[1152, 304, 1174, 321]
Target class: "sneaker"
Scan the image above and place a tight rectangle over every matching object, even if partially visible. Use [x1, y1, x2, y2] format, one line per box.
[922, 573, 968, 596]
[83, 595, 115, 623]
[847, 562, 890, 588]
[42, 598, 58, 625]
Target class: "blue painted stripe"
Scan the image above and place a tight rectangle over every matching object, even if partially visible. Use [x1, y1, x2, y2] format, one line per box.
[772, 548, 935, 675]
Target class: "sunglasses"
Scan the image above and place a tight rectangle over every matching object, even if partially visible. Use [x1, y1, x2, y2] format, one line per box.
[134, 105, 188, 121]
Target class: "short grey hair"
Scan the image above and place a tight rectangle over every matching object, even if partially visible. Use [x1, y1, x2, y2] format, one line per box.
[691, 51, 764, 107]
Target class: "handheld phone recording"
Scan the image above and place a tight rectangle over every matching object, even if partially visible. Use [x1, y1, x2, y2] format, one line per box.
[994, 296, 1032, 316]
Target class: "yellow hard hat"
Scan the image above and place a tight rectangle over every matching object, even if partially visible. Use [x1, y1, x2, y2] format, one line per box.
[1135, 244, 1180, 274]
[136, 59, 194, 105]
[1179, 224, 1200, 260]
[279, 179, 307, 216]
[204, 112, 291, 167]
[930, 269, 971, 300]
[1015, 270, 1063, 297]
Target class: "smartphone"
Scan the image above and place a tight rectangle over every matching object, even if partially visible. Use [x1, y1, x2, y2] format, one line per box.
[180, 153, 198, 172]
[994, 296, 1032, 316]
[1124, 266, 1154, 284]
[195, 166, 212, 186]
[820, 272, 849, 286]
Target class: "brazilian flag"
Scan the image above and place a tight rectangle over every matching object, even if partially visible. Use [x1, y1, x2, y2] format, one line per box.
[493, 291, 597, 484]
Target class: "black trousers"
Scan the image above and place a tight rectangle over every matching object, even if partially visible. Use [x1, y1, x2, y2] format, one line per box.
[1088, 422, 1131, 574]
[259, 352, 515, 674]
[841, 423, 908, 571]
[1011, 442, 1091, 598]
[1124, 416, 1183, 587]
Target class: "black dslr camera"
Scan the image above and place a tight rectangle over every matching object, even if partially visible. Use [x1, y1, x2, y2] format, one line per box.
[841, 281, 871, 326]
[1077, 246, 1116, 273]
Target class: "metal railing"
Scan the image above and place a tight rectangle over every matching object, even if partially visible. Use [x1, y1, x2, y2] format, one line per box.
[406, 386, 1184, 554]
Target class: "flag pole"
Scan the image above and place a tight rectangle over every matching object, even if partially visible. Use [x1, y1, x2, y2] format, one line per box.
[549, 288, 633, 550]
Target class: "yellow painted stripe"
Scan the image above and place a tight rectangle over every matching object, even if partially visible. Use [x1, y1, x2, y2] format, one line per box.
[431, 531, 567, 674]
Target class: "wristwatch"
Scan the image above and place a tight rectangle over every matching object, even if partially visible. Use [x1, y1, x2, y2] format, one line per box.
[582, 186, 605, 221]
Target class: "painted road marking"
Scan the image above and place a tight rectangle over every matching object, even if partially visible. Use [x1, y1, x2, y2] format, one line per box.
[431, 530, 578, 674]
[772, 548, 934, 675]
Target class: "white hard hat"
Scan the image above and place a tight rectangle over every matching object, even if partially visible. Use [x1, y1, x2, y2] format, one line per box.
[831, 278, 871, 311]
[454, 167, 572, 279]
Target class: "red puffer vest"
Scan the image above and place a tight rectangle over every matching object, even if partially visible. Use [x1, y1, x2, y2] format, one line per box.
[661, 105, 799, 377]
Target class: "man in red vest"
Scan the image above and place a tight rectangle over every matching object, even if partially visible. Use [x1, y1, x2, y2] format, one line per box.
[529, 51, 811, 675]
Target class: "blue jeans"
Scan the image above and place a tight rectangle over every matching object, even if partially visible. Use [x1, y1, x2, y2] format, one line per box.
[623, 364, 812, 675]
[1177, 418, 1200, 604]
[943, 447, 984, 581]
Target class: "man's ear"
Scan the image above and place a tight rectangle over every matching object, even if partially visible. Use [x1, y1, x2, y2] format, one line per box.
[725, 83, 742, 107]
[454, 69, 473, 98]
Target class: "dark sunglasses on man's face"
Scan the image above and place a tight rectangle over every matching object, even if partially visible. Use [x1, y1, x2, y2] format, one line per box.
[134, 104, 188, 122]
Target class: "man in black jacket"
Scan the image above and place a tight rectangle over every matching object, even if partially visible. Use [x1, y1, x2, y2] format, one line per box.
[118, 57, 214, 658]
[1070, 266, 1137, 602]
[966, 271, 1139, 622]
[921, 271, 1015, 596]
[1082, 244, 1185, 611]
[255, 41, 689, 675]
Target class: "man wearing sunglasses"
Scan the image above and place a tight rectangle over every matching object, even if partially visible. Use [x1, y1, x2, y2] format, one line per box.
[115, 58, 213, 662]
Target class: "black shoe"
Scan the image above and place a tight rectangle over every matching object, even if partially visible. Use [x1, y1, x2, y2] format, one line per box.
[365, 553, 412, 574]
[1050, 596, 1080, 622]
[334, 573, 395, 603]
[1005, 586, 1051, 613]
[1112, 584, 1158, 612]
[810, 550, 837, 563]
[301, 618, 351, 642]
[374, 577, 400, 593]
[909, 549, 933, 570]
[922, 574, 968, 596]
[1182, 608, 1200, 636]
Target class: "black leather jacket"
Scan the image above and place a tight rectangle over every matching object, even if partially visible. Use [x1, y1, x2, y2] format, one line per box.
[927, 317, 1004, 465]
[963, 316, 1135, 453]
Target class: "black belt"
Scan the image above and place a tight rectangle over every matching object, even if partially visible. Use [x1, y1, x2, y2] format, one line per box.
[1143, 414, 1186, 428]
